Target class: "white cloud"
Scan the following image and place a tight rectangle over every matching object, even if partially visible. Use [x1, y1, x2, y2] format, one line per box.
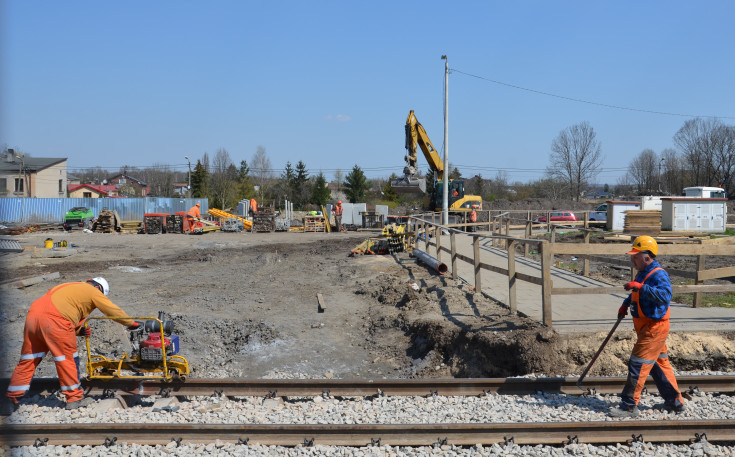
[325, 114, 351, 122]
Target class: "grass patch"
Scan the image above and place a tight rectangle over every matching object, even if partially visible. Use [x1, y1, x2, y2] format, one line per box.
[672, 278, 735, 308]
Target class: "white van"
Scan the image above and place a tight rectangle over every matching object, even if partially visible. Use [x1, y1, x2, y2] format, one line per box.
[682, 186, 727, 199]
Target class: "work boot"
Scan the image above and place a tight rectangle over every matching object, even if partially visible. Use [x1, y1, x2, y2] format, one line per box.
[608, 403, 640, 418]
[65, 396, 95, 410]
[0, 398, 19, 416]
[654, 401, 687, 414]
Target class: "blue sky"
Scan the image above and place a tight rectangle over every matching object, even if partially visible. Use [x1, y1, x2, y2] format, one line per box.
[2, 1, 734, 186]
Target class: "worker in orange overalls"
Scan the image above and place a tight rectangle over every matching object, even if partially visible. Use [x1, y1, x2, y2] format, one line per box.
[5, 278, 140, 411]
[250, 198, 257, 216]
[333, 200, 343, 232]
[186, 202, 201, 232]
[609, 236, 685, 417]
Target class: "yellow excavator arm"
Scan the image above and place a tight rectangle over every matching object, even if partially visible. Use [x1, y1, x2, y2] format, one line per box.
[405, 110, 444, 182]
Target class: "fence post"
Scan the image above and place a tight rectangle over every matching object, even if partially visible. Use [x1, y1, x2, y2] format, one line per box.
[424, 221, 430, 251]
[541, 241, 553, 327]
[694, 255, 705, 308]
[508, 240, 517, 314]
[435, 225, 441, 260]
[525, 211, 531, 257]
[583, 228, 590, 277]
[473, 235, 481, 294]
[450, 231, 457, 280]
[504, 217, 511, 250]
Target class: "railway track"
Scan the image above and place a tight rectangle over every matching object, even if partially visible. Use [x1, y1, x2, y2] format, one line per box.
[2, 374, 733, 398]
[2, 375, 733, 448]
[2, 421, 732, 447]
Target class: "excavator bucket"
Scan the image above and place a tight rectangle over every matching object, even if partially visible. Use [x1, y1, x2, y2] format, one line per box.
[391, 176, 426, 194]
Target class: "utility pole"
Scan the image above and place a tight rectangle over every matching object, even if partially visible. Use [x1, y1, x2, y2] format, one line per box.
[185, 156, 192, 198]
[441, 55, 449, 226]
[658, 157, 664, 194]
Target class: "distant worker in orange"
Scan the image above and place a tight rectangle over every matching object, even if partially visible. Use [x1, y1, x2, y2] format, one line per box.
[452, 189, 459, 197]
[333, 200, 343, 232]
[186, 203, 202, 232]
[188, 202, 201, 219]
[250, 198, 258, 216]
[468, 204, 478, 232]
[5, 278, 140, 411]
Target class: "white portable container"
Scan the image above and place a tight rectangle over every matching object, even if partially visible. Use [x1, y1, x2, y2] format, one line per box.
[608, 201, 641, 231]
[661, 197, 727, 232]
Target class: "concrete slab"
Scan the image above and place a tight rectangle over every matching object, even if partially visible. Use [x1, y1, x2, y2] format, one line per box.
[426, 231, 735, 335]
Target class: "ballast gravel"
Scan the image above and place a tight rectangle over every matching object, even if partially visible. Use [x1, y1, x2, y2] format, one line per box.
[4, 384, 735, 456]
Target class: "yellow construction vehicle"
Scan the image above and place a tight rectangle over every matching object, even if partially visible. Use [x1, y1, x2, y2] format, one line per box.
[391, 110, 482, 212]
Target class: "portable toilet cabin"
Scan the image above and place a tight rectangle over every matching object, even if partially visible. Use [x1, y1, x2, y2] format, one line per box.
[608, 200, 641, 231]
[661, 197, 727, 233]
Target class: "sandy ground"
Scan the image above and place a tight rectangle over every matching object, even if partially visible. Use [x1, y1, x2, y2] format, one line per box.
[1, 229, 733, 382]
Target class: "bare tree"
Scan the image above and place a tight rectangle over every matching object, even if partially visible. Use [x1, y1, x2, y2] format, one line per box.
[334, 169, 343, 191]
[251, 146, 273, 203]
[660, 148, 682, 195]
[673, 118, 719, 186]
[548, 122, 603, 201]
[627, 149, 658, 194]
[209, 148, 238, 209]
[711, 124, 735, 197]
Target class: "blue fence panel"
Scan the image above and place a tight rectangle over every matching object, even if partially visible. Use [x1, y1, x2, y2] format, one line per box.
[0, 198, 209, 224]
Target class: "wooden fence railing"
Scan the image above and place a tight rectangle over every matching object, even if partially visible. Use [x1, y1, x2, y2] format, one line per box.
[408, 212, 735, 327]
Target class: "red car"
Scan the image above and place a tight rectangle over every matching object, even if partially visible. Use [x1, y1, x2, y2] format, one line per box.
[533, 211, 578, 223]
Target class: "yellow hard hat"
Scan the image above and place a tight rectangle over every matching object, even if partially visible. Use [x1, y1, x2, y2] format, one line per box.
[627, 235, 658, 256]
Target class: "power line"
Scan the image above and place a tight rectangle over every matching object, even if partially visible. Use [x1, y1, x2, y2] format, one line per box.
[451, 68, 735, 120]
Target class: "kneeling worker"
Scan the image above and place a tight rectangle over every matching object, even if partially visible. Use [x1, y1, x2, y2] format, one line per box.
[5, 278, 140, 411]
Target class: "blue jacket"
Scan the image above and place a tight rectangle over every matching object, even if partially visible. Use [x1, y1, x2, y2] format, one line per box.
[623, 260, 672, 320]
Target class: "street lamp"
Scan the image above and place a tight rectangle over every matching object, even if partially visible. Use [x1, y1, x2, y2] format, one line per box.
[184, 156, 191, 198]
[14, 152, 27, 197]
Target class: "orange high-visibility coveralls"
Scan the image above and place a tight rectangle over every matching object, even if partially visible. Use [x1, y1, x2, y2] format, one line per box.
[188, 204, 201, 219]
[250, 199, 257, 214]
[621, 267, 684, 408]
[6, 282, 134, 403]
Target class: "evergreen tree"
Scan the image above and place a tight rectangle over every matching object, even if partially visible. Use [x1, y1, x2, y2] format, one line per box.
[281, 161, 296, 202]
[191, 160, 209, 198]
[344, 165, 369, 203]
[237, 160, 253, 199]
[294, 160, 310, 208]
[310, 172, 331, 206]
[381, 174, 400, 202]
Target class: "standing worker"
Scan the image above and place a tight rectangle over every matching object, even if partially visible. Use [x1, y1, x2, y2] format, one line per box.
[333, 200, 343, 232]
[468, 205, 478, 232]
[609, 236, 685, 417]
[250, 198, 258, 216]
[4, 278, 140, 411]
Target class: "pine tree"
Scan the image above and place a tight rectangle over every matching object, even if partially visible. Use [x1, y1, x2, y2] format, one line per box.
[344, 165, 368, 203]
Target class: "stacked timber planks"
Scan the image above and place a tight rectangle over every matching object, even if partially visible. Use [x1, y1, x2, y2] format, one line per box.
[94, 209, 117, 233]
[623, 210, 661, 234]
[120, 221, 142, 234]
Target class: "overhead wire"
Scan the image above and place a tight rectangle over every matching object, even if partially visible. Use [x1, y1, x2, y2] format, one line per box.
[450, 68, 735, 120]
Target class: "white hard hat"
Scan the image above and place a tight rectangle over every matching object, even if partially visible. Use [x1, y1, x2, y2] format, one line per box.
[89, 277, 110, 296]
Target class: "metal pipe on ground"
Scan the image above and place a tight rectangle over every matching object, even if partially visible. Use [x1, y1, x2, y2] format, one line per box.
[413, 249, 448, 275]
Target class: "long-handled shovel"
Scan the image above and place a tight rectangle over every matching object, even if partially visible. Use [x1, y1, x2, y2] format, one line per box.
[576, 312, 625, 391]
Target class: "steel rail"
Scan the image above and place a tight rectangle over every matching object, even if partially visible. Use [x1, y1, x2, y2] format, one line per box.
[1, 375, 733, 398]
[2, 420, 733, 447]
